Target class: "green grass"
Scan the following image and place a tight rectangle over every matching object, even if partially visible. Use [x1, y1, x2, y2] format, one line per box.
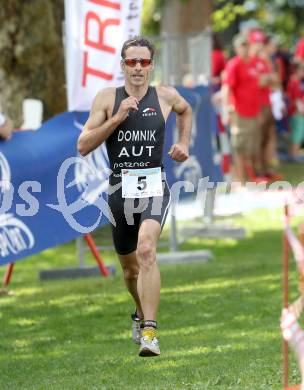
[279, 161, 304, 186]
[0, 163, 304, 390]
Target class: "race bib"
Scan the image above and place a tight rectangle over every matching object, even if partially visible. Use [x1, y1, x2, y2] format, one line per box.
[121, 167, 163, 198]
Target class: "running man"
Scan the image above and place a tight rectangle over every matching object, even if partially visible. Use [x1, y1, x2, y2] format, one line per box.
[77, 37, 192, 357]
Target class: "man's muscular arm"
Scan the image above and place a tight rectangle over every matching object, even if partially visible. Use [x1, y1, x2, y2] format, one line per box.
[77, 88, 139, 156]
[166, 87, 192, 162]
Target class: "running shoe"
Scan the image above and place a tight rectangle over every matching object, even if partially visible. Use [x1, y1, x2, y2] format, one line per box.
[131, 311, 142, 344]
[139, 328, 160, 357]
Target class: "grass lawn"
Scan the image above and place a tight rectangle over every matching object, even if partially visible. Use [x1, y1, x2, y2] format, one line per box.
[0, 162, 304, 390]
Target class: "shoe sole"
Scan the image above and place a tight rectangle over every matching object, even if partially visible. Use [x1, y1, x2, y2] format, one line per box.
[139, 347, 160, 357]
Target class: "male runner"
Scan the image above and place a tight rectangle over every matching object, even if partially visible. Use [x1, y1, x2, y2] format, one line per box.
[78, 37, 192, 357]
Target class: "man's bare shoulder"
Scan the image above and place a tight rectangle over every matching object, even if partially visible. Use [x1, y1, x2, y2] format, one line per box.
[90, 87, 116, 115]
[94, 87, 116, 104]
[155, 85, 179, 104]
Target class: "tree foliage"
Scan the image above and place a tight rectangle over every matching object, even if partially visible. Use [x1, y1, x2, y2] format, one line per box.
[142, 0, 304, 46]
[212, 0, 304, 46]
[141, 0, 162, 35]
[212, 1, 246, 32]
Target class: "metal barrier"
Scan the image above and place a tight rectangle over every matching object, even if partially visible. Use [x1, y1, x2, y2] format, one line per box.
[148, 28, 212, 86]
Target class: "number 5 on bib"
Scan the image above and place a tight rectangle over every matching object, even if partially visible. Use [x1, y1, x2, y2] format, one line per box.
[122, 167, 163, 198]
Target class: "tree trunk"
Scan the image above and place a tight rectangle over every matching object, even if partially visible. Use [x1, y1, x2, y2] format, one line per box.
[0, 0, 66, 127]
[161, 0, 211, 35]
[160, 0, 212, 85]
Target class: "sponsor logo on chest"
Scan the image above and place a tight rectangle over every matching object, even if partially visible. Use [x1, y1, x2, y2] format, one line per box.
[142, 107, 157, 117]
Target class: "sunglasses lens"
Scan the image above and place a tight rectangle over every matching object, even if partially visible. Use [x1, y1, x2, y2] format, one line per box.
[125, 59, 137, 67]
[124, 58, 152, 67]
[140, 59, 151, 67]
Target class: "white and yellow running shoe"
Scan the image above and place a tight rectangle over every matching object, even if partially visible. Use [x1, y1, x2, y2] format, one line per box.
[131, 312, 142, 344]
[139, 328, 160, 357]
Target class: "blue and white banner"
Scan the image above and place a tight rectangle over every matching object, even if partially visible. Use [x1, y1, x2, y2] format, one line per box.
[0, 86, 221, 266]
[0, 113, 111, 266]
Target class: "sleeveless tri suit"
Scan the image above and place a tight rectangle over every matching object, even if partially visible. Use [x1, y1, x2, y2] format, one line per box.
[106, 86, 170, 255]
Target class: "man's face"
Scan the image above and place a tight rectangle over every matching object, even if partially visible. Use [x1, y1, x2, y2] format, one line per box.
[235, 42, 248, 58]
[121, 46, 153, 87]
[249, 42, 264, 56]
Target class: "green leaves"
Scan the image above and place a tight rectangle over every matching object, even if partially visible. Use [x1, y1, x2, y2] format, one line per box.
[141, 0, 163, 35]
[213, 0, 304, 46]
[212, 3, 246, 32]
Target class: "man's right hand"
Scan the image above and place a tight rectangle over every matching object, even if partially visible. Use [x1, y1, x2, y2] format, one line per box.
[115, 96, 139, 123]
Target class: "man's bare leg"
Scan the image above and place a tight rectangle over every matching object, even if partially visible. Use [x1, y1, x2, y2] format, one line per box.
[233, 152, 247, 185]
[118, 251, 144, 345]
[136, 218, 161, 356]
[136, 219, 161, 321]
[118, 251, 143, 319]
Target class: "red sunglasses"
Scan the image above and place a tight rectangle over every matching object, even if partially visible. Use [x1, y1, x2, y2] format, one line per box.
[123, 58, 152, 67]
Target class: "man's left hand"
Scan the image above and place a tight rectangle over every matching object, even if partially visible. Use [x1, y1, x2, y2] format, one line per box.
[168, 143, 189, 162]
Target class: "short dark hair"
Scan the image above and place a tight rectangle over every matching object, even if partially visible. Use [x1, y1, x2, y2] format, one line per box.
[121, 36, 155, 60]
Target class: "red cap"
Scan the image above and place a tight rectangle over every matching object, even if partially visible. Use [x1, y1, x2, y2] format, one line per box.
[248, 30, 266, 44]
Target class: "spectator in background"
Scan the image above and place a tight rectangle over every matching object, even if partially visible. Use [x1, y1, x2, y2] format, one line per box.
[295, 37, 304, 63]
[266, 35, 289, 154]
[286, 60, 304, 161]
[221, 34, 262, 185]
[248, 29, 283, 180]
[267, 35, 291, 90]
[0, 110, 13, 141]
[182, 73, 195, 88]
[267, 35, 287, 121]
[211, 32, 226, 93]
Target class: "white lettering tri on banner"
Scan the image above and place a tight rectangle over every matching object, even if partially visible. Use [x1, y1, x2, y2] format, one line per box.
[64, 0, 143, 111]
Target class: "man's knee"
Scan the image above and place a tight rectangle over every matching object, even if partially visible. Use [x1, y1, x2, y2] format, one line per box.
[136, 234, 156, 266]
[121, 264, 139, 281]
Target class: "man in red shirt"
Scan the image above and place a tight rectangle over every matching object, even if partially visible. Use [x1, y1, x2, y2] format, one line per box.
[248, 30, 282, 180]
[222, 34, 261, 184]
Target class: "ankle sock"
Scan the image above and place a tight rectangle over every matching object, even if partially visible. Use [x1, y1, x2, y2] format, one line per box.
[143, 320, 157, 329]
